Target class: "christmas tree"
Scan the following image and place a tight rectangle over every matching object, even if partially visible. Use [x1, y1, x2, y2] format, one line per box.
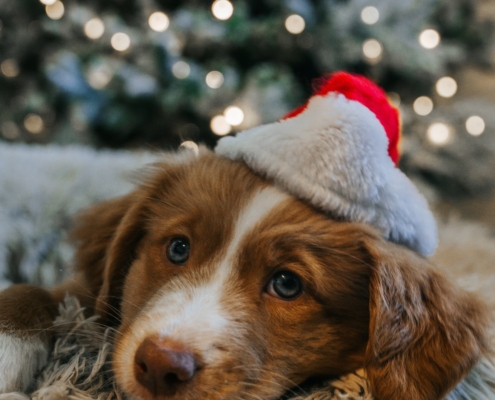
[1, 0, 494, 196]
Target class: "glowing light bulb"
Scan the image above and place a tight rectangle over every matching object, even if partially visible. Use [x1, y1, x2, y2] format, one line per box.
[24, 114, 44, 134]
[206, 71, 224, 89]
[180, 141, 199, 155]
[361, 6, 379, 25]
[172, 61, 190, 79]
[413, 96, 433, 116]
[427, 123, 451, 145]
[45, 1, 64, 20]
[285, 14, 305, 34]
[211, 115, 231, 135]
[419, 29, 440, 49]
[1, 59, 19, 78]
[466, 116, 485, 136]
[224, 106, 244, 126]
[111, 33, 131, 51]
[149, 12, 169, 32]
[212, 0, 234, 21]
[435, 76, 457, 98]
[84, 18, 105, 39]
[362, 39, 382, 61]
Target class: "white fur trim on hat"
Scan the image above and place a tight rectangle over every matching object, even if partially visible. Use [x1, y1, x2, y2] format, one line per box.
[215, 93, 438, 256]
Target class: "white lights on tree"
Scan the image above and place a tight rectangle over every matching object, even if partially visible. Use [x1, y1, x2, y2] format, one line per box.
[413, 96, 433, 116]
[466, 116, 485, 136]
[172, 61, 190, 79]
[149, 12, 170, 32]
[87, 65, 113, 89]
[419, 29, 440, 49]
[39, 0, 57, 5]
[206, 71, 224, 89]
[45, 1, 65, 20]
[24, 114, 44, 134]
[427, 122, 451, 145]
[285, 14, 305, 34]
[211, 0, 234, 21]
[435, 76, 457, 98]
[362, 39, 382, 62]
[211, 115, 231, 136]
[84, 18, 105, 39]
[1, 59, 19, 78]
[224, 106, 244, 126]
[361, 6, 379, 25]
[111, 33, 131, 51]
[180, 141, 199, 155]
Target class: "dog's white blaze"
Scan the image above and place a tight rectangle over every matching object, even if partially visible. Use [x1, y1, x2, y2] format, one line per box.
[0, 333, 49, 393]
[124, 187, 288, 361]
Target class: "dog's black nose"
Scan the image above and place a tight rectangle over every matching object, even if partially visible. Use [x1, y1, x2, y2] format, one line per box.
[134, 336, 197, 396]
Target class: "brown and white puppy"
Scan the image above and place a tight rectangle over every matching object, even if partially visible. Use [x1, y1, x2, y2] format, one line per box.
[0, 150, 489, 400]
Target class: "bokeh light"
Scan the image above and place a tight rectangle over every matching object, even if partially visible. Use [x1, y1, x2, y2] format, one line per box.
[40, 0, 56, 5]
[224, 106, 244, 126]
[413, 96, 433, 116]
[361, 6, 379, 25]
[419, 29, 440, 49]
[45, 1, 64, 20]
[149, 12, 170, 32]
[211, 115, 231, 135]
[387, 92, 401, 108]
[466, 116, 485, 136]
[1, 121, 20, 140]
[427, 122, 451, 145]
[435, 76, 457, 98]
[1, 59, 19, 78]
[84, 18, 105, 39]
[206, 71, 224, 89]
[24, 114, 44, 134]
[111, 32, 131, 51]
[212, 0, 234, 21]
[180, 141, 199, 155]
[362, 39, 382, 61]
[285, 14, 305, 34]
[172, 61, 190, 79]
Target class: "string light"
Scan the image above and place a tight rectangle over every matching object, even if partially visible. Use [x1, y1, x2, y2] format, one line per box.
[466, 116, 485, 136]
[427, 122, 451, 145]
[211, 0, 234, 21]
[419, 29, 440, 49]
[24, 114, 44, 134]
[361, 6, 379, 25]
[39, 0, 56, 5]
[1, 59, 19, 78]
[149, 12, 169, 32]
[87, 64, 113, 89]
[172, 61, 190, 79]
[285, 14, 305, 34]
[211, 115, 231, 135]
[180, 141, 199, 155]
[224, 106, 244, 126]
[435, 76, 457, 98]
[362, 39, 382, 62]
[45, 1, 64, 20]
[84, 18, 105, 39]
[111, 32, 131, 51]
[1, 121, 20, 139]
[413, 96, 433, 116]
[206, 71, 224, 89]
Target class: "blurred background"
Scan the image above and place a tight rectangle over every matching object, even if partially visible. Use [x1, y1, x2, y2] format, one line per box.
[1, 0, 495, 287]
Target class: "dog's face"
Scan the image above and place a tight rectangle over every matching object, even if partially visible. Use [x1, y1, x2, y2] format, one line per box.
[72, 150, 488, 400]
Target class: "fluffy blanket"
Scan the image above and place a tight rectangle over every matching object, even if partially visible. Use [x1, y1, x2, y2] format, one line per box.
[1, 143, 495, 399]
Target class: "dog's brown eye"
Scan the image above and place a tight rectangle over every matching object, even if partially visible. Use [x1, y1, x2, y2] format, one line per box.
[267, 271, 302, 300]
[167, 238, 190, 264]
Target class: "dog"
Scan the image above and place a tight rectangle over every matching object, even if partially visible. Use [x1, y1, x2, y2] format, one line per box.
[0, 149, 490, 400]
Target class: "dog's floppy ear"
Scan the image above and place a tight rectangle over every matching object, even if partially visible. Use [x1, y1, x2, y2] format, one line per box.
[70, 190, 148, 323]
[363, 238, 489, 400]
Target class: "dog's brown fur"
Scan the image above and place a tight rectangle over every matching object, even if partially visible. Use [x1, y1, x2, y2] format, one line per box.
[0, 150, 490, 400]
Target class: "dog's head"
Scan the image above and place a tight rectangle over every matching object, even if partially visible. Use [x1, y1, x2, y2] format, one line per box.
[71, 150, 488, 400]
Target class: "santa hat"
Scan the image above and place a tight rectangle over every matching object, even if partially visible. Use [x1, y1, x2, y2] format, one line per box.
[215, 72, 437, 256]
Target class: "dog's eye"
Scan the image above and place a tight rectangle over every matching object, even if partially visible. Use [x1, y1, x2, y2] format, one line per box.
[267, 271, 302, 300]
[167, 238, 190, 264]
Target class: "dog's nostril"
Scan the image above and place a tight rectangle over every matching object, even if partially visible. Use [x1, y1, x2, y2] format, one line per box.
[134, 337, 197, 396]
